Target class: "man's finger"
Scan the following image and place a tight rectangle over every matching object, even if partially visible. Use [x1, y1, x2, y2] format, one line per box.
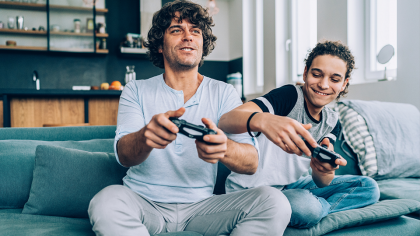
[165, 107, 186, 118]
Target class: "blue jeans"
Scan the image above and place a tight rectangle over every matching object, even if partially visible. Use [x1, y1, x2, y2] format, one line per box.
[281, 175, 380, 228]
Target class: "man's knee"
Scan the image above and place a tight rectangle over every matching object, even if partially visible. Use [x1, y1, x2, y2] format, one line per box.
[88, 185, 128, 221]
[252, 186, 292, 220]
[283, 189, 325, 228]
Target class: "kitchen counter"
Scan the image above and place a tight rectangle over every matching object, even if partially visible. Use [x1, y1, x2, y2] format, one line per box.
[0, 89, 122, 97]
[1, 89, 122, 127]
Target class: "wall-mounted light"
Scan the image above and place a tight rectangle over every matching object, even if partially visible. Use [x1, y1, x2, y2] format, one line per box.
[207, 0, 219, 16]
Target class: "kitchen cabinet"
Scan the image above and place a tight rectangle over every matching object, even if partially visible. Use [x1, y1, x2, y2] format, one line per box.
[0, 89, 121, 127]
[0, 0, 108, 53]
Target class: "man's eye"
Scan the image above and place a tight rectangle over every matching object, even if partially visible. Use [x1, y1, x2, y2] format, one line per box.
[192, 30, 201, 34]
[313, 74, 320, 77]
[172, 29, 181, 33]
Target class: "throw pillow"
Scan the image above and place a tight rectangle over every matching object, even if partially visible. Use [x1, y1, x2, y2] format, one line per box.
[22, 145, 127, 218]
[337, 100, 420, 180]
[336, 103, 378, 177]
[0, 139, 114, 209]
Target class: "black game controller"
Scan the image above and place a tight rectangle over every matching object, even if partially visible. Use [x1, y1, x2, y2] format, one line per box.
[169, 117, 217, 142]
[303, 139, 341, 167]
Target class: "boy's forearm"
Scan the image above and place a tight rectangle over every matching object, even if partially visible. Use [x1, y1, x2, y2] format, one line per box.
[311, 168, 334, 188]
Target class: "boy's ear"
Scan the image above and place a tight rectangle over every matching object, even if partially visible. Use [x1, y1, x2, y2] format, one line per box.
[303, 66, 308, 82]
[158, 47, 163, 53]
[341, 78, 349, 91]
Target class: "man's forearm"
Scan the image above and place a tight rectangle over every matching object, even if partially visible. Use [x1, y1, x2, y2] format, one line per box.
[220, 139, 258, 175]
[117, 128, 153, 167]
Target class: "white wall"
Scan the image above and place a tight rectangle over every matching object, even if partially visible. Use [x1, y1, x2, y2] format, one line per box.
[317, 0, 420, 110]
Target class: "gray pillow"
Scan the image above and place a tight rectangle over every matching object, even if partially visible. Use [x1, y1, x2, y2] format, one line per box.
[338, 100, 420, 180]
[0, 139, 114, 209]
[284, 199, 420, 236]
[22, 145, 127, 218]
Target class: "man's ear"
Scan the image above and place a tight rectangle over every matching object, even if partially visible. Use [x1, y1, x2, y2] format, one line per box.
[341, 78, 349, 91]
[158, 47, 163, 53]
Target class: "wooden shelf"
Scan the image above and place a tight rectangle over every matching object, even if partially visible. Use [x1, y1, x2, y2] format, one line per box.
[0, 45, 47, 51]
[49, 5, 108, 14]
[50, 47, 94, 53]
[50, 31, 108, 38]
[0, 28, 47, 35]
[120, 47, 147, 54]
[0, 1, 46, 11]
[50, 47, 108, 54]
[96, 49, 108, 54]
[0, 2, 108, 13]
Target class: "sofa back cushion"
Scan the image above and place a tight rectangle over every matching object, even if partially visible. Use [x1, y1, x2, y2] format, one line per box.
[0, 139, 115, 209]
[0, 126, 116, 141]
[22, 145, 127, 218]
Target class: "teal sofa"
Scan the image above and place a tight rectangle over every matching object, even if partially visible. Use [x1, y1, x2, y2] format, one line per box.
[0, 125, 419, 236]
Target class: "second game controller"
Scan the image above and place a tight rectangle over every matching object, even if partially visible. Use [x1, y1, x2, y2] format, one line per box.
[303, 139, 341, 167]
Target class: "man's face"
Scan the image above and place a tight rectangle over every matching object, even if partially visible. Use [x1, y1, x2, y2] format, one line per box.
[160, 14, 203, 70]
[302, 54, 349, 109]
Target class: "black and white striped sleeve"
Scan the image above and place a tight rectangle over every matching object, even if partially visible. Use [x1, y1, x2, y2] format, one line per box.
[250, 85, 298, 116]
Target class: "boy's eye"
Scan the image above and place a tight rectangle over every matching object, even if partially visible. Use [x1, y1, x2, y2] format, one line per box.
[313, 73, 320, 77]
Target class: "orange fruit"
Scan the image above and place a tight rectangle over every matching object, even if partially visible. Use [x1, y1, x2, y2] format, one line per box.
[109, 81, 122, 90]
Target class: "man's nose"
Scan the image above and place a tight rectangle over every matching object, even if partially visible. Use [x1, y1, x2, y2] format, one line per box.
[183, 31, 193, 42]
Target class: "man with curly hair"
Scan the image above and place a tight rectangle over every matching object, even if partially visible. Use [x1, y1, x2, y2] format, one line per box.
[219, 40, 380, 229]
[88, 1, 291, 235]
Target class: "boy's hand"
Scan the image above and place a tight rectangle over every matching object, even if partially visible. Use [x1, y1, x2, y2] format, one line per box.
[195, 118, 228, 164]
[319, 138, 347, 166]
[256, 114, 317, 156]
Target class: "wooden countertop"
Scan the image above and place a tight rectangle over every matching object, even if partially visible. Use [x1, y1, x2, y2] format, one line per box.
[0, 89, 122, 97]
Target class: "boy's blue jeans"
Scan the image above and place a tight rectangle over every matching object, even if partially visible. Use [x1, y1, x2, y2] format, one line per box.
[281, 175, 380, 229]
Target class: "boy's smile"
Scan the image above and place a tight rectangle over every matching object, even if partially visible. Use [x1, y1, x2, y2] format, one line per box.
[302, 54, 349, 119]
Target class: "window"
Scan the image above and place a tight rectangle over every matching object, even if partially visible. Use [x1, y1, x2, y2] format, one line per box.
[366, 0, 397, 80]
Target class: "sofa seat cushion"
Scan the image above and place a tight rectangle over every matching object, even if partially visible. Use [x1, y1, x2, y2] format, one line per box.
[0, 139, 114, 209]
[0, 212, 94, 236]
[283, 199, 420, 236]
[377, 178, 420, 216]
[22, 145, 127, 218]
[0, 213, 203, 236]
[324, 216, 420, 236]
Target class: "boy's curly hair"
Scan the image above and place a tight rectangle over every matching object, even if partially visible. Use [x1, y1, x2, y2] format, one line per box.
[143, 0, 217, 68]
[304, 40, 355, 100]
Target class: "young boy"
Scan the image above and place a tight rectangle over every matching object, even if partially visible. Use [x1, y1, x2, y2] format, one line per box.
[218, 40, 380, 228]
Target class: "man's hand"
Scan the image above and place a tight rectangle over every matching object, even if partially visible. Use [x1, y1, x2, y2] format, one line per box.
[195, 118, 228, 164]
[254, 113, 317, 157]
[310, 138, 347, 187]
[143, 107, 185, 149]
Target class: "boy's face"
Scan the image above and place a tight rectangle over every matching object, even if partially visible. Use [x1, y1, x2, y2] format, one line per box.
[159, 13, 203, 70]
[302, 54, 349, 109]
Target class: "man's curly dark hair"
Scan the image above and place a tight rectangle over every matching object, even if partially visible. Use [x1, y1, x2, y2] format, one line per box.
[143, 0, 217, 69]
[304, 40, 355, 100]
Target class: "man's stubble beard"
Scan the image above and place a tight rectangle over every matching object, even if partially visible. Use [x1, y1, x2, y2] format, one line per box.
[163, 47, 202, 71]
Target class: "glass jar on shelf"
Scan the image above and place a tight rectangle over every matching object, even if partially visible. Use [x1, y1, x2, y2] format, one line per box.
[125, 65, 136, 85]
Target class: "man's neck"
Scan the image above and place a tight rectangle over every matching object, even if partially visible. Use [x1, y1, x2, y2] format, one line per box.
[163, 68, 203, 104]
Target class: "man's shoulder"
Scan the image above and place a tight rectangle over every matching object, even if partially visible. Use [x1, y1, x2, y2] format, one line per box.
[203, 77, 236, 93]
